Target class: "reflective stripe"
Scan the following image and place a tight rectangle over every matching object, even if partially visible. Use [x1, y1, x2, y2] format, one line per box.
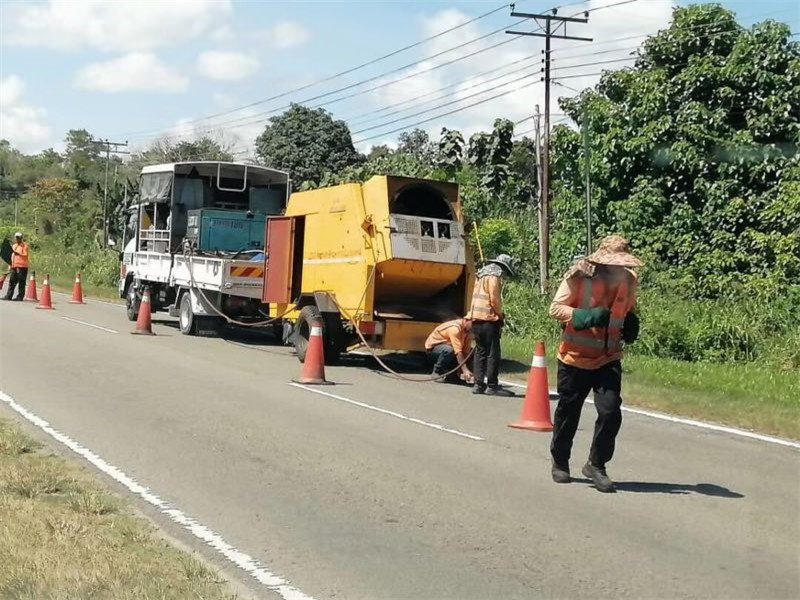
[581, 277, 593, 309]
[310, 326, 323, 336]
[609, 317, 625, 328]
[561, 334, 606, 349]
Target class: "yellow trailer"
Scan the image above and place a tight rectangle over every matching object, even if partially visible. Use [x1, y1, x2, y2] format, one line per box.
[263, 176, 475, 362]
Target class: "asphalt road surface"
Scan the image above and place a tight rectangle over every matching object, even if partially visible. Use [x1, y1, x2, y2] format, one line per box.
[1, 296, 798, 600]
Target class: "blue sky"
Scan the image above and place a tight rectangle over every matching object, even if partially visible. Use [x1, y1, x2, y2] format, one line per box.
[1, 0, 797, 156]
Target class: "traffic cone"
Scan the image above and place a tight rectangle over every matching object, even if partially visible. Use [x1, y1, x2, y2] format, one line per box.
[36, 275, 54, 310]
[24, 272, 38, 302]
[292, 321, 332, 385]
[508, 341, 553, 432]
[131, 288, 155, 335]
[69, 272, 86, 304]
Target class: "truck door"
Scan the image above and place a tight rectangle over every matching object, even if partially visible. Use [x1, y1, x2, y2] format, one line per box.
[263, 216, 304, 304]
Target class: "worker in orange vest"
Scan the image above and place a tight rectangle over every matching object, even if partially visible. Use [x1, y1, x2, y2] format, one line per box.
[3, 232, 30, 302]
[467, 254, 515, 396]
[548, 236, 642, 493]
[425, 317, 474, 384]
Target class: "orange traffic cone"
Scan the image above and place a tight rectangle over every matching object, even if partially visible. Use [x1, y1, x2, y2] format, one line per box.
[293, 321, 332, 385]
[131, 288, 155, 335]
[69, 272, 86, 304]
[36, 274, 54, 310]
[24, 272, 38, 302]
[509, 341, 553, 432]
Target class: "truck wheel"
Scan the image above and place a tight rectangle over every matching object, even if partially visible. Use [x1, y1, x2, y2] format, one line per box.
[294, 305, 342, 364]
[179, 292, 197, 336]
[125, 282, 139, 322]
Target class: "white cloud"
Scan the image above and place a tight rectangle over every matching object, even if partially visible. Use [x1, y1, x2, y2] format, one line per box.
[196, 51, 259, 81]
[74, 52, 188, 93]
[267, 21, 310, 49]
[357, 1, 674, 141]
[0, 75, 52, 152]
[2, 0, 232, 52]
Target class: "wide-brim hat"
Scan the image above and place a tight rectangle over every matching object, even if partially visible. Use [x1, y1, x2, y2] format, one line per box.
[586, 235, 643, 268]
[488, 254, 515, 276]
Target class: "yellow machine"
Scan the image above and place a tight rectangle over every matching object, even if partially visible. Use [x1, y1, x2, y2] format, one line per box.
[263, 176, 475, 362]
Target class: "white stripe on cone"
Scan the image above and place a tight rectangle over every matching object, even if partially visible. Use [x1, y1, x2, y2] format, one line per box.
[310, 326, 323, 336]
[531, 355, 547, 368]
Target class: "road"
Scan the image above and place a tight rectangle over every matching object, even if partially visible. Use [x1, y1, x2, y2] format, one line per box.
[1, 296, 798, 600]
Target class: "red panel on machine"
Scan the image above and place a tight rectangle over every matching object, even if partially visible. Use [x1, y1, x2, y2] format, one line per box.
[263, 217, 295, 304]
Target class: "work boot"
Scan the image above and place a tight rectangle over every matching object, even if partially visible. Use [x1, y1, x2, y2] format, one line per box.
[472, 384, 486, 395]
[582, 462, 616, 493]
[486, 385, 514, 397]
[552, 461, 571, 484]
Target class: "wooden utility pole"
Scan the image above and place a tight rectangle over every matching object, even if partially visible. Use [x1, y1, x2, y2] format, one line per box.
[583, 101, 592, 255]
[92, 139, 129, 248]
[507, 7, 591, 289]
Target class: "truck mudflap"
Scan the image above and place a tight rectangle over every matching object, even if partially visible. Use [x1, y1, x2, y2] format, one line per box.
[379, 319, 440, 352]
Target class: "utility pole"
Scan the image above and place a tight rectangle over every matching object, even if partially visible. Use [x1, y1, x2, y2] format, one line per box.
[583, 101, 592, 255]
[533, 104, 546, 295]
[92, 139, 129, 248]
[507, 6, 591, 289]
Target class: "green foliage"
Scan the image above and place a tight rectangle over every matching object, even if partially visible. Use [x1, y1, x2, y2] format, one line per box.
[128, 137, 233, 174]
[553, 4, 799, 297]
[255, 104, 362, 190]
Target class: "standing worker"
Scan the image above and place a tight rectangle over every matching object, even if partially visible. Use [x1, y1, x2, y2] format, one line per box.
[425, 317, 474, 384]
[548, 235, 642, 493]
[3, 232, 30, 302]
[467, 254, 515, 396]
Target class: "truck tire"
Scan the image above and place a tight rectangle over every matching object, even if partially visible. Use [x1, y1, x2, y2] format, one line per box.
[294, 305, 344, 365]
[179, 291, 198, 336]
[125, 281, 139, 322]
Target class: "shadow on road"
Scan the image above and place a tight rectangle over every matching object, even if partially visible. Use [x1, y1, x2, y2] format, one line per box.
[613, 481, 745, 498]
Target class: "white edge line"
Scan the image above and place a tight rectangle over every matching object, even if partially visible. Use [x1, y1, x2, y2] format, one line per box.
[498, 379, 800, 450]
[0, 390, 315, 600]
[52, 290, 123, 307]
[289, 383, 485, 442]
[62, 316, 119, 334]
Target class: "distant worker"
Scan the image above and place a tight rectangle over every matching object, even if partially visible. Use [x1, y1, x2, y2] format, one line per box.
[548, 236, 642, 493]
[425, 317, 474, 384]
[3, 232, 30, 302]
[467, 254, 515, 396]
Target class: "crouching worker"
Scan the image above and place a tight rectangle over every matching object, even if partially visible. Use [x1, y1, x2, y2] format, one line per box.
[425, 317, 474, 384]
[549, 236, 642, 493]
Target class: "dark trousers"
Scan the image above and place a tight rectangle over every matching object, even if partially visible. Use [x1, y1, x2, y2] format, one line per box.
[551, 360, 623, 469]
[4, 267, 28, 301]
[427, 344, 457, 375]
[473, 320, 502, 387]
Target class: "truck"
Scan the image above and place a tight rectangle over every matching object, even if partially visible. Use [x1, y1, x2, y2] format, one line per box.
[121, 161, 475, 363]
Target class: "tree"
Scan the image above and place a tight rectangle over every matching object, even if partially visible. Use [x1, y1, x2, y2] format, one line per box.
[255, 104, 362, 189]
[367, 144, 393, 161]
[64, 129, 101, 185]
[128, 136, 234, 174]
[550, 4, 799, 298]
[437, 128, 465, 178]
[396, 129, 436, 163]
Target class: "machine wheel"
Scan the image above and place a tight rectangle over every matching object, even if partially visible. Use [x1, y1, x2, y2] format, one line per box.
[179, 291, 198, 336]
[125, 281, 139, 322]
[294, 305, 344, 364]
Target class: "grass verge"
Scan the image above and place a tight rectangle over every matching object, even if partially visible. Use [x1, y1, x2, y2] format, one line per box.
[503, 336, 800, 441]
[0, 418, 236, 600]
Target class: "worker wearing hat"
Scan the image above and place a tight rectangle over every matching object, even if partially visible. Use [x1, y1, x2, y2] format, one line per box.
[548, 236, 643, 492]
[3, 232, 30, 302]
[467, 254, 515, 396]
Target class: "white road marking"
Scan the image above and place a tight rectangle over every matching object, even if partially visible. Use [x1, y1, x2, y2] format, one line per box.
[52, 290, 122, 307]
[499, 379, 800, 450]
[62, 316, 118, 334]
[0, 390, 315, 600]
[289, 383, 485, 442]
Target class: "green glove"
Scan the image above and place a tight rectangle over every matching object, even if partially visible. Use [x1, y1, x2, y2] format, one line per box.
[572, 307, 611, 331]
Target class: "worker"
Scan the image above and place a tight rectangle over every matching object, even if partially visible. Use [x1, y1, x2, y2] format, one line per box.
[467, 254, 515, 396]
[425, 317, 474, 384]
[548, 235, 642, 493]
[3, 232, 30, 302]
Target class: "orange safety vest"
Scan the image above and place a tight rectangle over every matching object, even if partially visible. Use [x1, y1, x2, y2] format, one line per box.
[467, 275, 502, 322]
[559, 273, 631, 361]
[11, 242, 29, 269]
